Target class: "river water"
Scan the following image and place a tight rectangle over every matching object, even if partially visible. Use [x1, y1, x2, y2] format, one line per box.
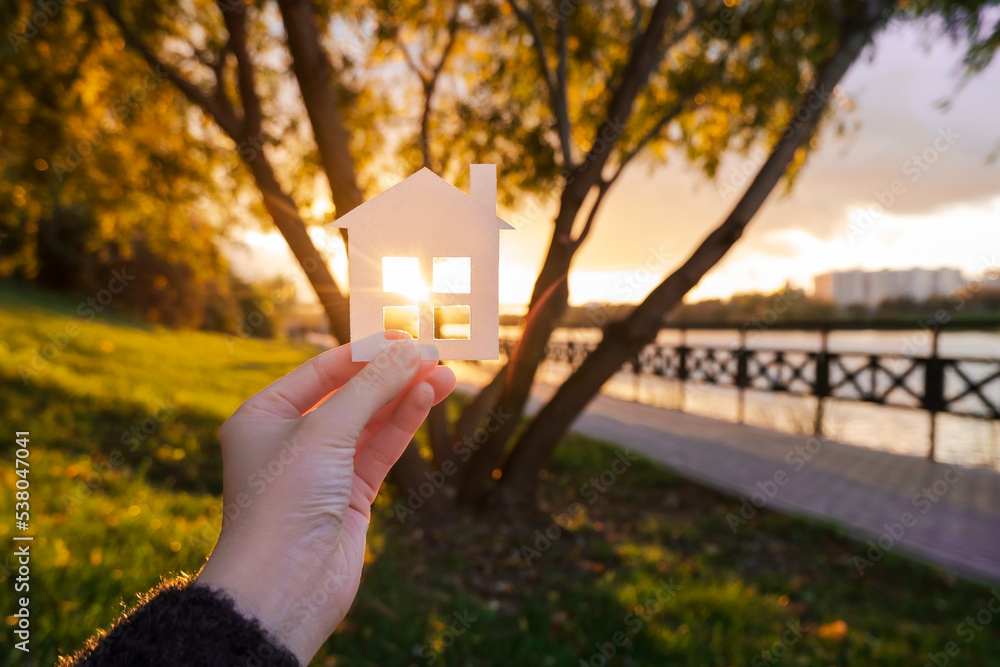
[496, 327, 1000, 471]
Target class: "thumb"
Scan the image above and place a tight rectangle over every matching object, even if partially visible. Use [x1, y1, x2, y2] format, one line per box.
[307, 340, 422, 446]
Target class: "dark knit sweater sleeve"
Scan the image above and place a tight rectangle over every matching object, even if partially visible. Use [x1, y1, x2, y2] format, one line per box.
[58, 574, 301, 667]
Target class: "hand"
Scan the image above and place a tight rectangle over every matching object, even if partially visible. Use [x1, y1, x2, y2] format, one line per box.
[197, 335, 455, 664]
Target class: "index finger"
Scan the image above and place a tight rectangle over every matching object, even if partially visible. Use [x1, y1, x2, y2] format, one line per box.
[245, 331, 413, 419]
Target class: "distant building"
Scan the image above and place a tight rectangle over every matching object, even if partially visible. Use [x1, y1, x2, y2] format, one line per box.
[813, 268, 965, 307]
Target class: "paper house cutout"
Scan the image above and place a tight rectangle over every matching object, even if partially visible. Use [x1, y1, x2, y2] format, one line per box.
[336, 164, 513, 361]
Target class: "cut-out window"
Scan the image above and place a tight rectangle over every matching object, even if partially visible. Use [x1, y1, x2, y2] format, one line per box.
[382, 257, 427, 301]
[432, 257, 471, 294]
[384, 306, 419, 339]
[434, 305, 471, 340]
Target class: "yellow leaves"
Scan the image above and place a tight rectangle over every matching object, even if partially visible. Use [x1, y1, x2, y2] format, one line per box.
[155, 446, 186, 461]
[833, 85, 856, 112]
[98, 213, 116, 237]
[89, 547, 103, 566]
[78, 65, 109, 108]
[53, 538, 71, 567]
[817, 619, 848, 641]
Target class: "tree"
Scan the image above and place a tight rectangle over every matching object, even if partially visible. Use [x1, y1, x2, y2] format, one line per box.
[0, 2, 230, 286]
[5, 0, 996, 513]
[381, 0, 998, 507]
[441, 0, 860, 502]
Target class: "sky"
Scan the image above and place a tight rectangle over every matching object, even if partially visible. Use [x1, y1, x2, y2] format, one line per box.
[230, 18, 1000, 310]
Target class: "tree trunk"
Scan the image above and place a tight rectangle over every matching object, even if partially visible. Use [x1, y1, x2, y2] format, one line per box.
[389, 442, 447, 515]
[102, 0, 353, 343]
[276, 0, 364, 217]
[454, 219, 576, 502]
[453, 0, 678, 502]
[498, 13, 882, 505]
[245, 150, 351, 344]
[427, 401, 451, 464]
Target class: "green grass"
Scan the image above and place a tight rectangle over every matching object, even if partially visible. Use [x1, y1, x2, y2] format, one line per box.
[1, 281, 999, 666]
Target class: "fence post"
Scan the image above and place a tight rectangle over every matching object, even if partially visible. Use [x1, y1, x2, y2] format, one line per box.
[736, 329, 748, 424]
[629, 352, 641, 401]
[677, 328, 688, 411]
[923, 324, 944, 461]
[813, 328, 830, 436]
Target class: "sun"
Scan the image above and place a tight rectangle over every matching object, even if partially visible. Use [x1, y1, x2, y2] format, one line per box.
[382, 257, 430, 302]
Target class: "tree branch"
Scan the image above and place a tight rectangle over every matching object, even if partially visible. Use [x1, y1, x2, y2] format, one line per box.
[509, 0, 574, 169]
[570, 178, 610, 249]
[417, 8, 461, 170]
[571, 95, 685, 250]
[276, 0, 364, 215]
[396, 38, 429, 82]
[100, 0, 242, 138]
[560, 0, 676, 231]
[573, 39, 736, 248]
[499, 5, 886, 504]
[629, 0, 644, 44]
[556, 12, 572, 161]
[432, 10, 461, 84]
[604, 46, 732, 188]
[219, 1, 262, 137]
[206, 38, 237, 122]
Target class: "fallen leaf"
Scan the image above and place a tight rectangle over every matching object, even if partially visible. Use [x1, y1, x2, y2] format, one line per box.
[818, 619, 848, 640]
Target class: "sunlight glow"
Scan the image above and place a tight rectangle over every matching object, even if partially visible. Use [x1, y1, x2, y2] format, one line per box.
[383, 257, 429, 302]
[310, 196, 334, 220]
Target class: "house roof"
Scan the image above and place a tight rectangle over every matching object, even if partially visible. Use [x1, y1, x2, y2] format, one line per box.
[333, 168, 514, 231]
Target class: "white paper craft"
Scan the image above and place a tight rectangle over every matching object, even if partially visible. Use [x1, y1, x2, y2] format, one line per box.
[335, 164, 513, 361]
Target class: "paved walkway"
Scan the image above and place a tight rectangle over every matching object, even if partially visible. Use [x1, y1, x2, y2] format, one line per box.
[453, 365, 1000, 583]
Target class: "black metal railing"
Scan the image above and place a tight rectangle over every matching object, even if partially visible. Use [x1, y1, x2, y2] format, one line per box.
[499, 321, 1000, 460]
